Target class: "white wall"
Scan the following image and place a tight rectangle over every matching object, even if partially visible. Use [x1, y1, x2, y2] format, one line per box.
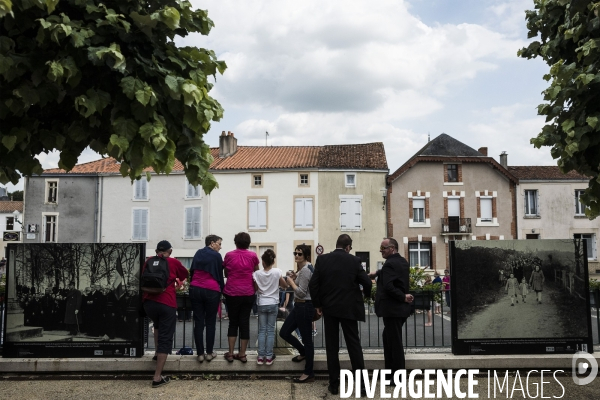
[99, 173, 210, 258]
[210, 171, 319, 269]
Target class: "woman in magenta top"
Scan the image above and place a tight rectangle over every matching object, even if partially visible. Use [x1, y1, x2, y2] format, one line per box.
[222, 232, 259, 363]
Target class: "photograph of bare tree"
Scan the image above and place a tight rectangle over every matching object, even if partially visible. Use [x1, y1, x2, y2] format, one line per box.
[3, 243, 144, 358]
[450, 239, 592, 355]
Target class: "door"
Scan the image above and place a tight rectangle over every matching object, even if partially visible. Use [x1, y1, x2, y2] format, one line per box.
[448, 198, 460, 233]
[356, 251, 370, 273]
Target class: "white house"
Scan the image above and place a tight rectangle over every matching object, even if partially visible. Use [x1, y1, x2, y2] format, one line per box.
[508, 165, 600, 277]
[0, 201, 23, 257]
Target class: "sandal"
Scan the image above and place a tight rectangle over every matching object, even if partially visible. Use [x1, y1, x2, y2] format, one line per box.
[291, 355, 306, 362]
[224, 352, 234, 363]
[233, 353, 247, 363]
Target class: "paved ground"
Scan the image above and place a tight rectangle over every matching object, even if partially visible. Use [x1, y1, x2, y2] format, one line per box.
[1, 372, 599, 399]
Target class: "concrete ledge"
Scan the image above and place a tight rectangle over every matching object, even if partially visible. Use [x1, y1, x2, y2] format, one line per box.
[1, 352, 598, 374]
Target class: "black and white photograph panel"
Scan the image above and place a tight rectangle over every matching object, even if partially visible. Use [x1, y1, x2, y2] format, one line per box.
[452, 239, 589, 341]
[5, 243, 144, 350]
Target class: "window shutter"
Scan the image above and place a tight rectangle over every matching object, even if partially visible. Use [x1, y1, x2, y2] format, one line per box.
[352, 199, 362, 229]
[305, 198, 313, 228]
[133, 210, 140, 239]
[340, 200, 348, 228]
[258, 199, 267, 228]
[187, 183, 193, 198]
[193, 207, 201, 237]
[295, 199, 304, 228]
[140, 209, 148, 239]
[141, 179, 147, 199]
[134, 181, 141, 199]
[185, 208, 193, 238]
[249, 200, 258, 229]
[536, 191, 540, 216]
[448, 198, 460, 217]
[481, 198, 492, 220]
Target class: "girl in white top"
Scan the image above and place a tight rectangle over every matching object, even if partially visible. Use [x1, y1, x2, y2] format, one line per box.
[253, 249, 287, 365]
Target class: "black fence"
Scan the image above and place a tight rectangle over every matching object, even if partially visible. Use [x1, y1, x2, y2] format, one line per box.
[2, 290, 600, 354]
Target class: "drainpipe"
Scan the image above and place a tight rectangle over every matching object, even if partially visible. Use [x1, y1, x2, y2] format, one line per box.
[94, 175, 99, 242]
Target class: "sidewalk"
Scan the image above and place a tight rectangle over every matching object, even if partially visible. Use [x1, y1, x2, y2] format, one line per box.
[1, 348, 598, 373]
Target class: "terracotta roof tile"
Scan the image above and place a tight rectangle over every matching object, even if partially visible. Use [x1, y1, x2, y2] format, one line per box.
[508, 166, 590, 180]
[0, 201, 23, 213]
[209, 146, 320, 170]
[318, 143, 387, 169]
[43, 143, 387, 174]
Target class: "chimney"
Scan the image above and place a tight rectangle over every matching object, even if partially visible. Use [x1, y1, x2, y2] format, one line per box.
[219, 131, 238, 158]
[499, 151, 508, 169]
[478, 147, 488, 156]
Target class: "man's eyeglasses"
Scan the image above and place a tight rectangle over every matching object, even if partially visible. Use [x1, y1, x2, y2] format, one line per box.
[293, 252, 303, 257]
[380, 245, 394, 251]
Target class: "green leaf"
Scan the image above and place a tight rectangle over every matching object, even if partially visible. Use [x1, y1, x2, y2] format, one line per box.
[46, 60, 64, 81]
[109, 134, 130, 154]
[160, 6, 180, 30]
[135, 85, 154, 106]
[587, 116, 598, 129]
[0, 0, 13, 18]
[2, 135, 17, 151]
[45, 0, 59, 14]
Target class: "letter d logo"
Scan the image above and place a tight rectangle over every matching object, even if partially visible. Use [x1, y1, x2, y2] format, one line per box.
[572, 351, 598, 386]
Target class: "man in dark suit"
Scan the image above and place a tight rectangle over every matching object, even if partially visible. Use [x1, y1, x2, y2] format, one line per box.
[309, 234, 372, 395]
[370, 237, 414, 375]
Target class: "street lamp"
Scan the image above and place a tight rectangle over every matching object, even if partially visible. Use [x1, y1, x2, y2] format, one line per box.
[12, 210, 22, 226]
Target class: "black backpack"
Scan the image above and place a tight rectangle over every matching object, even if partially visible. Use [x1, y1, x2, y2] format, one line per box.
[141, 256, 171, 294]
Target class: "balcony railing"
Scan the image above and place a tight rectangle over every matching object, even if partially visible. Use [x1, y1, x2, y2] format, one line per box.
[440, 217, 472, 235]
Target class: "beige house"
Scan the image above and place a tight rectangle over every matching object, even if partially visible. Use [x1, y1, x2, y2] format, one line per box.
[508, 166, 599, 277]
[316, 143, 389, 273]
[387, 134, 518, 272]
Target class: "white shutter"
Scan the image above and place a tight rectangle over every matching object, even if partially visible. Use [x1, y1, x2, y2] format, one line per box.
[140, 209, 148, 239]
[340, 199, 349, 229]
[448, 198, 460, 217]
[187, 182, 194, 198]
[258, 199, 267, 228]
[295, 198, 304, 228]
[249, 200, 258, 229]
[304, 198, 313, 228]
[141, 179, 147, 199]
[134, 181, 141, 199]
[193, 207, 201, 237]
[352, 199, 362, 229]
[413, 199, 424, 210]
[481, 198, 492, 221]
[133, 209, 141, 239]
[185, 208, 193, 238]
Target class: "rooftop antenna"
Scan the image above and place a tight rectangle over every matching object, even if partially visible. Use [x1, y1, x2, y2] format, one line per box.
[266, 131, 269, 146]
[428, 132, 430, 142]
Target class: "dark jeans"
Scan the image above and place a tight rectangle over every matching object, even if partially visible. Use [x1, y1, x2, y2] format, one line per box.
[144, 300, 176, 354]
[225, 294, 255, 339]
[279, 301, 314, 376]
[190, 286, 221, 355]
[382, 316, 407, 374]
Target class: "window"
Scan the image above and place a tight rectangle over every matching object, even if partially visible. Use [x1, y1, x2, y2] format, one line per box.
[574, 234, 597, 260]
[409, 242, 431, 268]
[133, 178, 148, 200]
[249, 244, 276, 268]
[248, 198, 267, 230]
[480, 198, 493, 222]
[447, 165, 458, 182]
[6, 217, 14, 230]
[299, 173, 309, 186]
[184, 207, 201, 239]
[46, 181, 58, 203]
[252, 174, 263, 188]
[44, 215, 57, 242]
[294, 197, 314, 229]
[575, 190, 586, 216]
[186, 180, 201, 199]
[345, 173, 356, 188]
[524, 190, 538, 216]
[132, 209, 149, 240]
[340, 196, 362, 231]
[412, 198, 425, 223]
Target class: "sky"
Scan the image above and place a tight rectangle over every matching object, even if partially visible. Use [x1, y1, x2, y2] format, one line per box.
[5, 0, 553, 192]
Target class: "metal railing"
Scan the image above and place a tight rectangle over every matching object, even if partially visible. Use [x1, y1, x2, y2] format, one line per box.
[440, 218, 472, 235]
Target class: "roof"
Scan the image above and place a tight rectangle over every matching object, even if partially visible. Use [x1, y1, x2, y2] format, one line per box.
[508, 166, 590, 181]
[0, 201, 23, 213]
[388, 133, 518, 184]
[43, 143, 388, 174]
[416, 133, 484, 157]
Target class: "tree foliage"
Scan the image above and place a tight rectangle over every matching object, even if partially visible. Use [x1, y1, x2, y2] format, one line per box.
[519, 0, 600, 217]
[0, 0, 226, 193]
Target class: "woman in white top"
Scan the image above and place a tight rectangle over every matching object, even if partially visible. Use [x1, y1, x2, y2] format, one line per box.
[253, 249, 287, 365]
